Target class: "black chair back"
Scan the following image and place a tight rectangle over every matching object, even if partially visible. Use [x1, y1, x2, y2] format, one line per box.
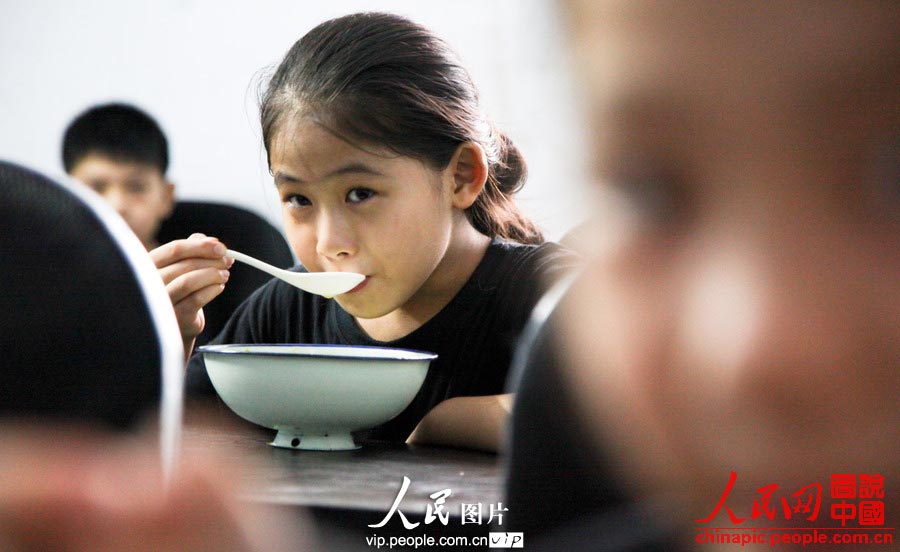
[0, 161, 182, 432]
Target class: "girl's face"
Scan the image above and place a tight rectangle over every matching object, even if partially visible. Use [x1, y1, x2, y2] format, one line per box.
[563, 0, 899, 515]
[268, 120, 458, 321]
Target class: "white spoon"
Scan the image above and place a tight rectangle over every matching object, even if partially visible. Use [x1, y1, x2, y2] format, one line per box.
[225, 249, 365, 298]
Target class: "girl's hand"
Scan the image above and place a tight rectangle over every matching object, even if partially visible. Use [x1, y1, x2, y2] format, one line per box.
[150, 233, 233, 358]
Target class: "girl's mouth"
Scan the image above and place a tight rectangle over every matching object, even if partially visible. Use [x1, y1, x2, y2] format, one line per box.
[345, 276, 369, 294]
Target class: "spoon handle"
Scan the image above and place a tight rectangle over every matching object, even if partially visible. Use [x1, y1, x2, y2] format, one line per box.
[225, 249, 284, 279]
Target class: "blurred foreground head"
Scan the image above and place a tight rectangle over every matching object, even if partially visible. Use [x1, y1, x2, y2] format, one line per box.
[560, 0, 899, 524]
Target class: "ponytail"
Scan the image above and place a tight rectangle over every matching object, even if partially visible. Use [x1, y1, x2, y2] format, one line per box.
[467, 131, 544, 244]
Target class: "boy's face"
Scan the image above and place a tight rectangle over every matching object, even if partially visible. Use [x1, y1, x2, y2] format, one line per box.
[561, 0, 899, 512]
[70, 154, 174, 249]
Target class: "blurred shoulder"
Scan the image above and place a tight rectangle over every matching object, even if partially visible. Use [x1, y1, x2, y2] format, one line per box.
[487, 238, 582, 280]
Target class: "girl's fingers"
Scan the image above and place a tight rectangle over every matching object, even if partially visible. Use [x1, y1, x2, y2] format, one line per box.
[150, 235, 228, 270]
[158, 257, 232, 286]
[172, 283, 227, 338]
[167, 268, 229, 306]
[151, 234, 233, 342]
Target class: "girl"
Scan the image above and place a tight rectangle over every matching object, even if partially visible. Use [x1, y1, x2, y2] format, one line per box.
[153, 12, 577, 450]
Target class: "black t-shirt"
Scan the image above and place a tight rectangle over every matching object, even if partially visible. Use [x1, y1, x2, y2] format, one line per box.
[186, 238, 579, 442]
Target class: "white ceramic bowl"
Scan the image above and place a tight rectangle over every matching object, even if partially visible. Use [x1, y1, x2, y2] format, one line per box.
[199, 344, 435, 450]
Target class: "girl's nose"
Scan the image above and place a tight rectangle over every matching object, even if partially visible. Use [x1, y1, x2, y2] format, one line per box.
[314, 210, 357, 260]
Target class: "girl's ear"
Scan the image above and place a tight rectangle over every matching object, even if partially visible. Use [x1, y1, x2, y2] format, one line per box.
[445, 142, 488, 209]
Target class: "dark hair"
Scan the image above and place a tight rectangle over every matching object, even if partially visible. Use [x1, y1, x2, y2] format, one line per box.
[260, 12, 543, 244]
[62, 103, 169, 175]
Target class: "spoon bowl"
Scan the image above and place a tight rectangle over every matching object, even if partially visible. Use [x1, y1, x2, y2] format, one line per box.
[225, 249, 364, 297]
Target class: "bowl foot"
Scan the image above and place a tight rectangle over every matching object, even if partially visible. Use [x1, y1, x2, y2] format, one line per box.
[270, 430, 359, 450]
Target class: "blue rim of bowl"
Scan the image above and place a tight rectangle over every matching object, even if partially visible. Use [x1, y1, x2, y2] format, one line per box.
[197, 343, 438, 362]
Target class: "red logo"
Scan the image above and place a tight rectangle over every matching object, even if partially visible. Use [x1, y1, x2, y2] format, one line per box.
[697, 471, 886, 527]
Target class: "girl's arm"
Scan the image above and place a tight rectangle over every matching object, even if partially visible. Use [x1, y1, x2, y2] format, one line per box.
[407, 394, 514, 453]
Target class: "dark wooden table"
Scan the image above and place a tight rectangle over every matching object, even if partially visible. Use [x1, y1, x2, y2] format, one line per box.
[182, 423, 507, 550]
[182, 423, 503, 515]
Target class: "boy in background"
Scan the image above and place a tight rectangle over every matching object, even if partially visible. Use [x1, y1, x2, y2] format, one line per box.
[62, 103, 175, 249]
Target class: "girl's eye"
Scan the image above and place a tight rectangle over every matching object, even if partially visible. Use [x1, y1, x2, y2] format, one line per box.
[284, 194, 311, 208]
[346, 188, 375, 204]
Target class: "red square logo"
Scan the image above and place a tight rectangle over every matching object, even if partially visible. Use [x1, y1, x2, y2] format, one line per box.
[858, 501, 885, 526]
[831, 474, 857, 499]
[859, 474, 885, 499]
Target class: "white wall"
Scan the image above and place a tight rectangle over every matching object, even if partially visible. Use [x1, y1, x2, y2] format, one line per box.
[0, 0, 592, 241]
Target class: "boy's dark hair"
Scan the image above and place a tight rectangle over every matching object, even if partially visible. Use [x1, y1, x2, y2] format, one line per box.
[62, 103, 169, 175]
[260, 12, 543, 244]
